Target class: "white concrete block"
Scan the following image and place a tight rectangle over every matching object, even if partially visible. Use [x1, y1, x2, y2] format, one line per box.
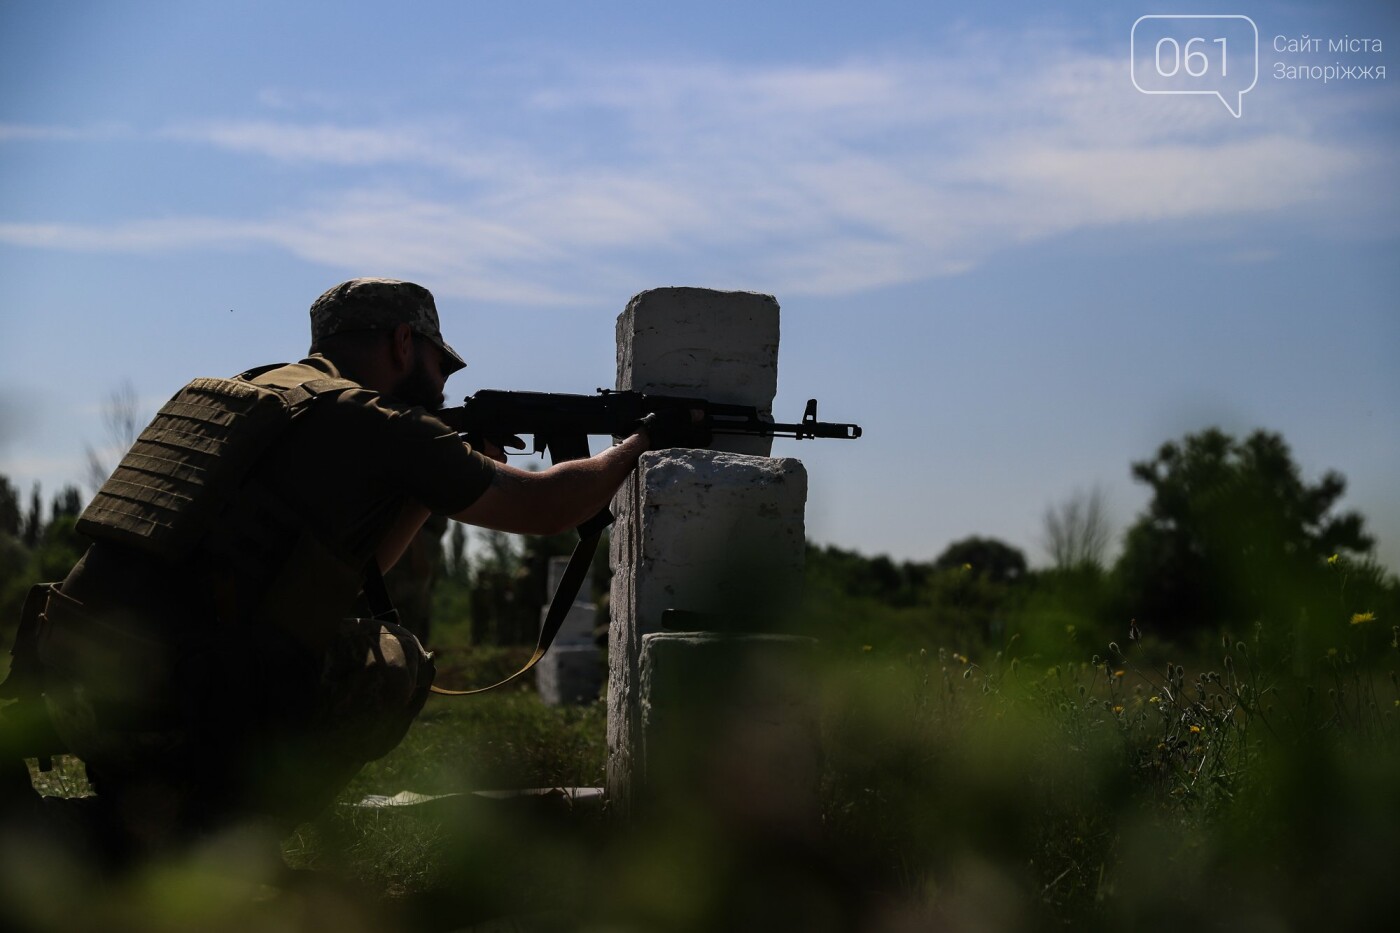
[541, 604, 597, 647]
[635, 450, 806, 626]
[639, 632, 820, 821]
[541, 556, 598, 646]
[607, 449, 807, 810]
[536, 644, 604, 706]
[616, 287, 780, 457]
[545, 555, 593, 607]
[606, 285, 816, 819]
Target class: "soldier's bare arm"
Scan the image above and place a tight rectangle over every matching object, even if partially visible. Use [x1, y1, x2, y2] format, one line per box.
[450, 432, 649, 536]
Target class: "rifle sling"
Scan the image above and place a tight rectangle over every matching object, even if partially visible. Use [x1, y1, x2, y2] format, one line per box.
[361, 558, 398, 622]
[430, 508, 611, 697]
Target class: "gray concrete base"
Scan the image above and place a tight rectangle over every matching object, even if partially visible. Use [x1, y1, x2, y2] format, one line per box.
[638, 632, 820, 827]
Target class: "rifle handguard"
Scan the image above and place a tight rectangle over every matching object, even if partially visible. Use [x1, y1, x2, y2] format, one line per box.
[638, 409, 712, 451]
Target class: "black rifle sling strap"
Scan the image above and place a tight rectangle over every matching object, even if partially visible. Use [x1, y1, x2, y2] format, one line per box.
[430, 507, 613, 697]
[360, 559, 399, 624]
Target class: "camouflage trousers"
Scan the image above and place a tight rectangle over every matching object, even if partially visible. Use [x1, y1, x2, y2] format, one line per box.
[39, 587, 435, 856]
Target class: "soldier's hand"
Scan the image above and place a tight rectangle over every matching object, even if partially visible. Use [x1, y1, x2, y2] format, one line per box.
[480, 438, 508, 464]
[466, 432, 523, 464]
[637, 408, 711, 451]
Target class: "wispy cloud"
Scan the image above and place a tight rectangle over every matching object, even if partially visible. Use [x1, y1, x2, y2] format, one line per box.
[0, 122, 133, 142]
[160, 121, 516, 179]
[1, 33, 1387, 303]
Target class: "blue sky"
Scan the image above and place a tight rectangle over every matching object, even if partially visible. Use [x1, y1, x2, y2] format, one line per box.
[2, 0, 1397, 570]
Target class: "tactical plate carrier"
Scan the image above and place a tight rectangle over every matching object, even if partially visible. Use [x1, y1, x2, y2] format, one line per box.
[76, 370, 363, 645]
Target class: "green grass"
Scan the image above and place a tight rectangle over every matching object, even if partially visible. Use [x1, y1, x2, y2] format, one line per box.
[7, 609, 1399, 931]
[817, 618, 1400, 931]
[271, 612, 1399, 931]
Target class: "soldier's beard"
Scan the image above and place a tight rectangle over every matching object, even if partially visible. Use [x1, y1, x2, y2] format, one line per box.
[390, 358, 445, 411]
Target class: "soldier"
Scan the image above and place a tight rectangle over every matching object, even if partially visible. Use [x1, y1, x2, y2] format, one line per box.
[0, 277, 703, 864]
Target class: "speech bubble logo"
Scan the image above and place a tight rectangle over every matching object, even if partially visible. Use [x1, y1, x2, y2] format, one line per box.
[1131, 15, 1259, 118]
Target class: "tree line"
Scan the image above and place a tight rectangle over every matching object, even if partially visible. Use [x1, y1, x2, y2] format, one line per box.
[805, 427, 1395, 656]
[3, 426, 1396, 655]
[0, 478, 88, 625]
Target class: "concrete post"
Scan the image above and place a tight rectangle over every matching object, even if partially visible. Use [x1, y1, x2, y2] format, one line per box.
[606, 287, 818, 820]
[535, 556, 603, 706]
[615, 286, 780, 457]
[640, 632, 819, 827]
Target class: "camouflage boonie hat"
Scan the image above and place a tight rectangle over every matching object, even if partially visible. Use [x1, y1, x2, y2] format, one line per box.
[309, 278, 466, 375]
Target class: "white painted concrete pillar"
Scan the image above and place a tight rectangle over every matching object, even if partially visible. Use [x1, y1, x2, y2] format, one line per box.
[535, 556, 602, 706]
[614, 286, 779, 457]
[606, 287, 818, 818]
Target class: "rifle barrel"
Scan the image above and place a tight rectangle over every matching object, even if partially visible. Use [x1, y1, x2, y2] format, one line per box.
[710, 420, 862, 440]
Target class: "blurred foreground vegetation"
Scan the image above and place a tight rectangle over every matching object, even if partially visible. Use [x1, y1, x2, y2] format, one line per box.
[2, 427, 1398, 930]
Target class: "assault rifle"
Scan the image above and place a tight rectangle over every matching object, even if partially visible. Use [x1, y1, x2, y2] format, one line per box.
[428, 389, 861, 697]
[436, 388, 862, 464]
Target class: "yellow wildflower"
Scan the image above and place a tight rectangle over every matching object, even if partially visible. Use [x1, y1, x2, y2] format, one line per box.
[1327, 553, 1340, 566]
[1149, 696, 1161, 704]
[1189, 725, 1202, 734]
[1112, 705, 1124, 715]
[1350, 611, 1377, 625]
[1113, 669, 1126, 679]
